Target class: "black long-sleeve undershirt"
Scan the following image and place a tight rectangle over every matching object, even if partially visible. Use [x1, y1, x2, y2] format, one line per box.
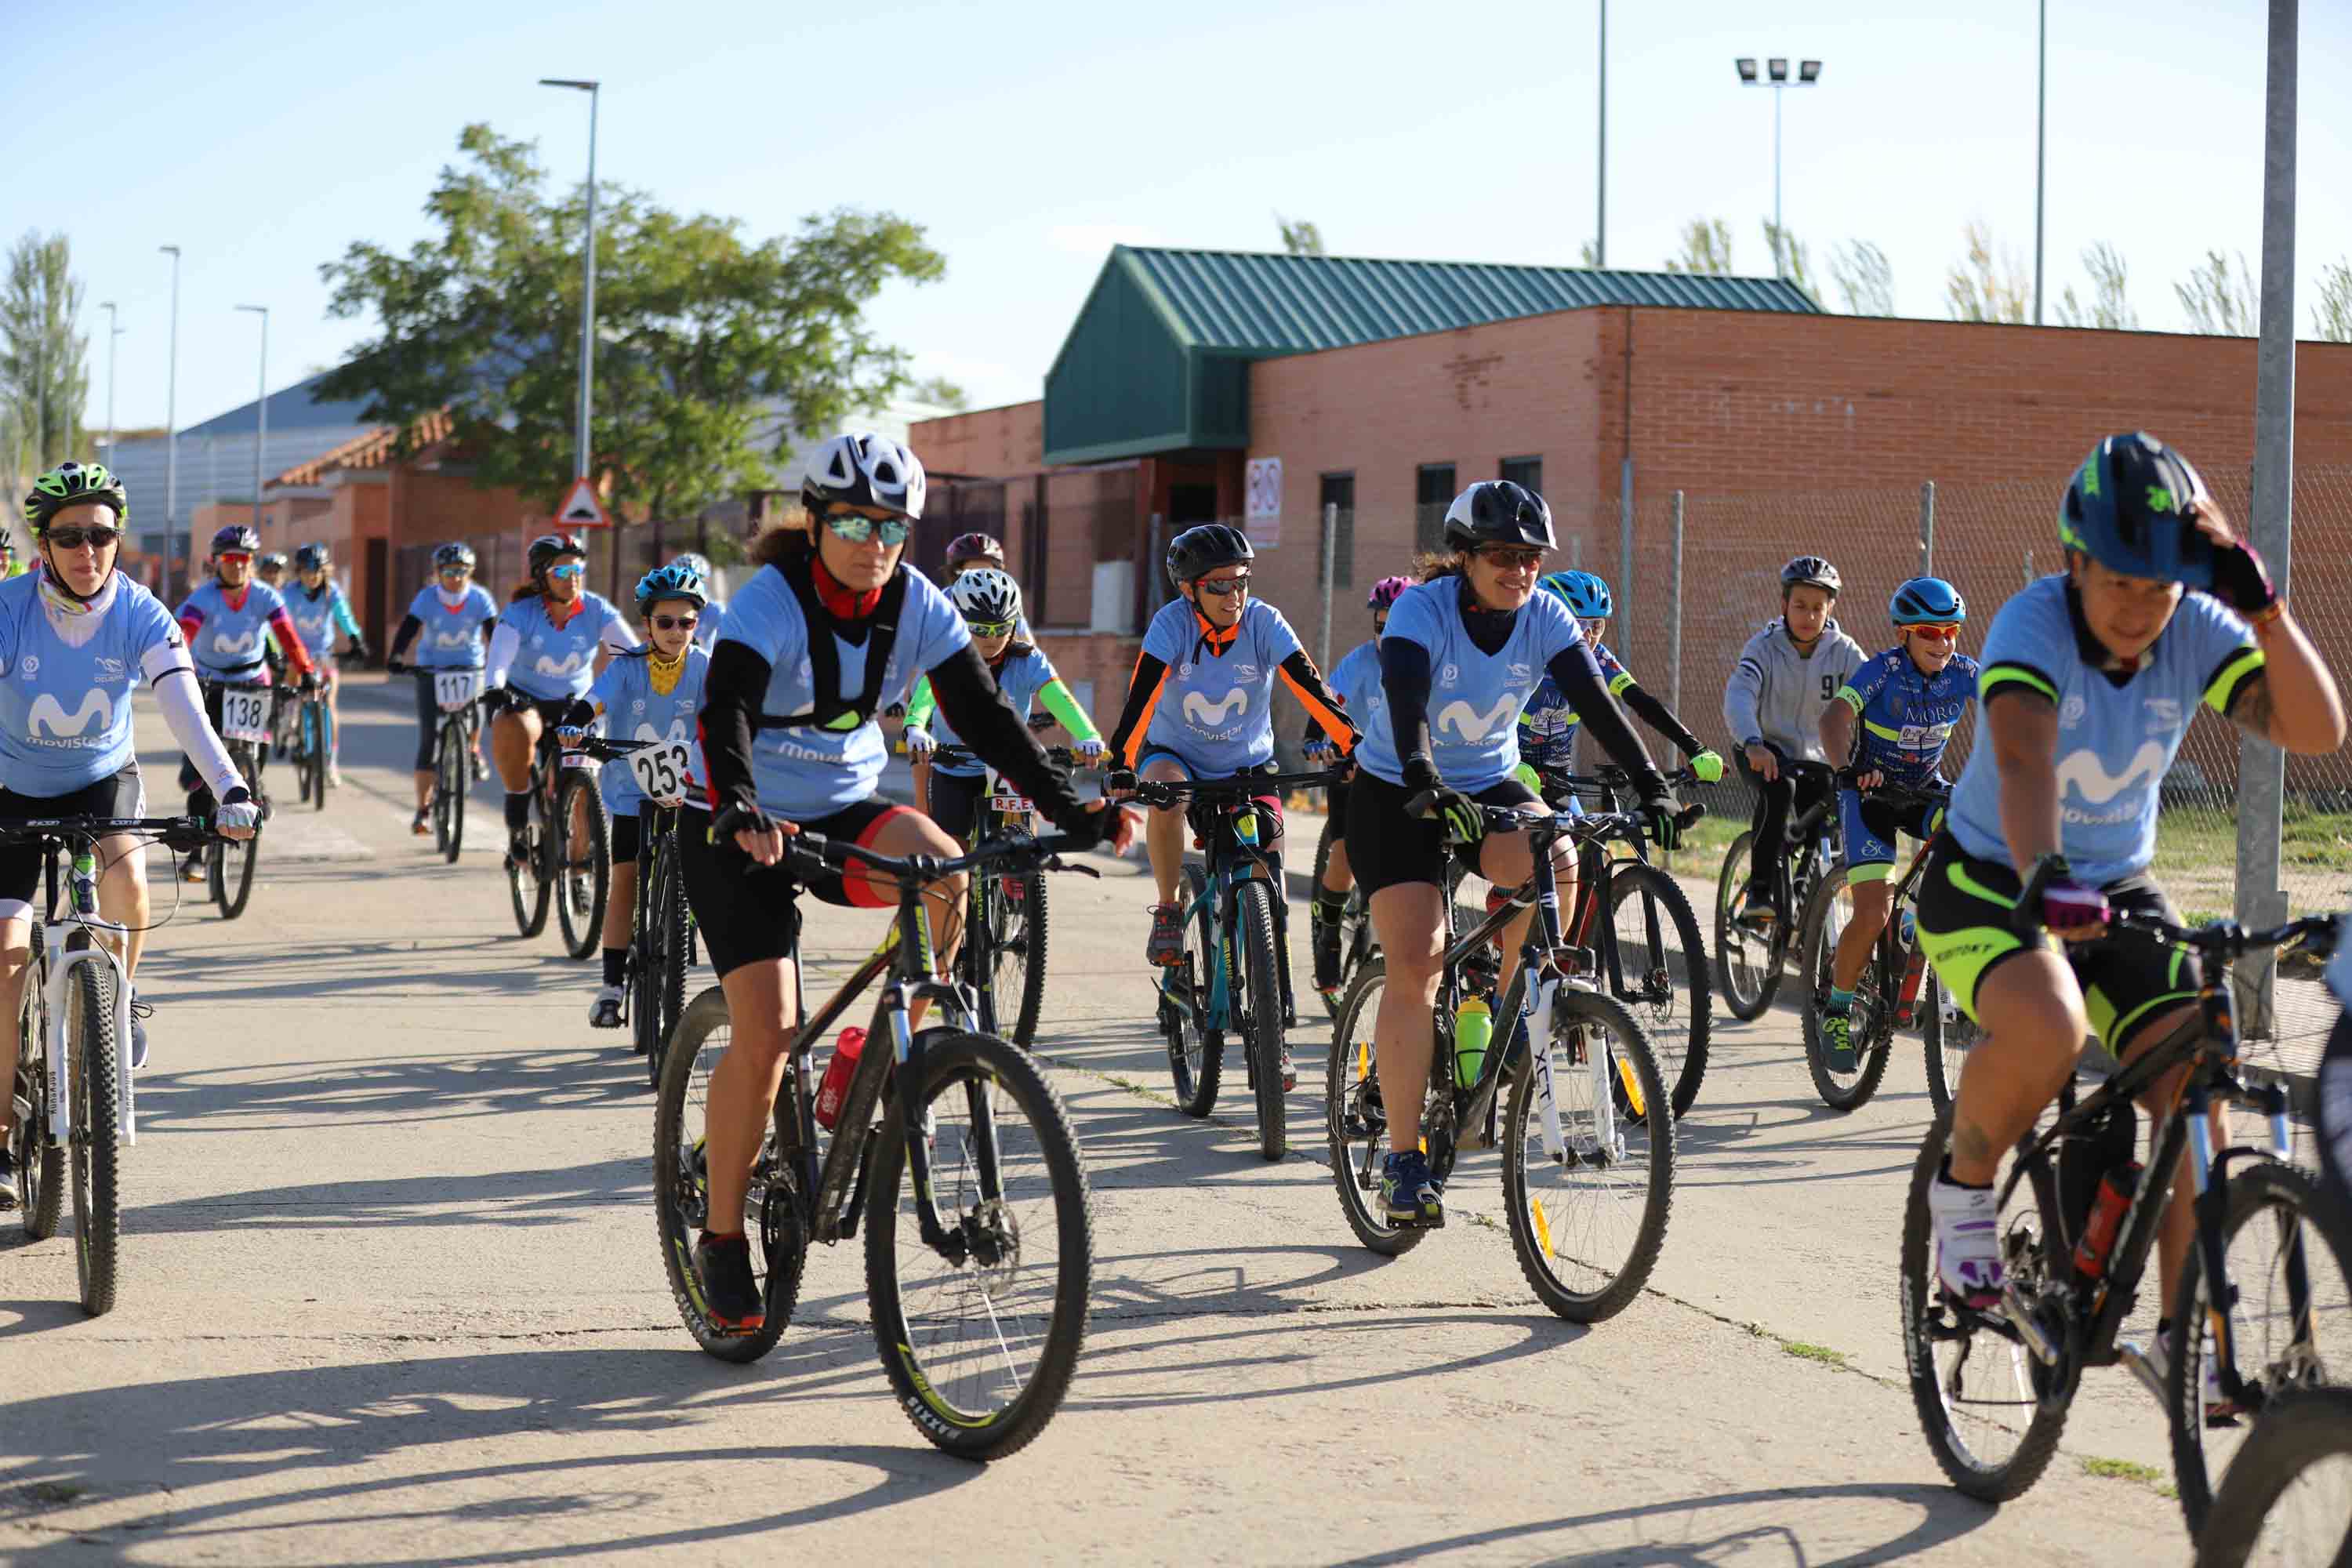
[1621, 681, 1704, 758]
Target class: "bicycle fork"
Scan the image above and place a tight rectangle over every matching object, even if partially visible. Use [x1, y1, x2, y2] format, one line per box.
[40, 919, 136, 1148]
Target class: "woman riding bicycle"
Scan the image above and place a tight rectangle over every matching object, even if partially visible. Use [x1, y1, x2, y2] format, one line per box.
[1105, 523, 1356, 989]
[1308, 573, 1415, 996]
[482, 533, 635, 867]
[386, 543, 501, 833]
[284, 543, 371, 787]
[175, 524, 316, 882]
[1922, 434, 2344, 1348]
[1347, 480, 1682, 1229]
[902, 567, 1106, 843]
[687, 431, 1131, 1334]
[554, 562, 712, 1032]
[0, 463, 260, 1162]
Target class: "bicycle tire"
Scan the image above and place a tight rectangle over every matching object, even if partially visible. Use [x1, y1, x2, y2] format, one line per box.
[437, 720, 466, 863]
[1604, 862, 1711, 1117]
[1900, 1113, 2072, 1501]
[212, 804, 260, 922]
[509, 788, 552, 936]
[1715, 829, 1784, 1020]
[14, 958, 61, 1240]
[1237, 878, 1289, 1162]
[988, 869, 1047, 1051]
[654, 985, 800, 1363]
[1922, 968, 1977, 1120]
[556, 773, 610, 961]
[865, 1028, 1092, 1461]
[1164, 863, 1221, 1116]
[631, 851, 663, 1071]
[2169, 1158, 2352, 1537]
[291, 707, 318, 809]
[1501, 985, 1674, 1322]
[1323, 958, 1425, 1258]
[307, 703, 328, 811]
[1798, 866, 1893, 1112]
[1312, 818, 1352, 1019]
[67, 956, 122, 1316]
[2193, 1385, 2352, 1568]
[655, 840, 690, 1071]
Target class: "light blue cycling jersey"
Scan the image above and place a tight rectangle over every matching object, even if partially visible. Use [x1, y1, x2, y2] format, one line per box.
[1329, 639, 1381, 720]
[287, 582, 362, 665]
[1838, 647, 1980, 786]
[407, 583, 499, 669]
[717, 563, 970, 820]
[923, 644, 1061, 779]
[179, 579, 293, 681]
[1517, 641, 1634, 771]
[1947, 575, 2263, 885]
[492, 592, 630, 702]
[0, 572, 189, 796]
[1137, 597, 1304, 775]
[590, 644, 710, 815]
[1354, 577, 1584, 792]
[694, 598, 727, 652]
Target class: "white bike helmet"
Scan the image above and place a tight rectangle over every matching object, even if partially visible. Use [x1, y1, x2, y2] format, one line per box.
[801, 432, 926, 521]
[949, 567, 1022, 626]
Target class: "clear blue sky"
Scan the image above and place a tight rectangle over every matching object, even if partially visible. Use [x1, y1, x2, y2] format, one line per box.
[20, 0, 2351, 434]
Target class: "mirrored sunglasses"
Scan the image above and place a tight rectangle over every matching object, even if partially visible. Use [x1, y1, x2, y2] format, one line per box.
[965, 618, 1016, 638]
[546, 561, 586, 579]
[825, 514, 913, 546]
[1907, 622, 1962, 641]
[1196, 575, 1251, 597]
[217, 552, 253, 566]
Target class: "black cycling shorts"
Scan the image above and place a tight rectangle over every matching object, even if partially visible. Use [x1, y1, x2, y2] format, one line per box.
[611, 801, 712, 869]
[1343, 770, 1537, 898]
[0, 764, 146, 919]
[682, 796, 909, 978]
[925, 769, 989, 844]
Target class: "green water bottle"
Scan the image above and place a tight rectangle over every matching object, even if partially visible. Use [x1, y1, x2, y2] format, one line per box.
[1453, 996, 1493, 1087]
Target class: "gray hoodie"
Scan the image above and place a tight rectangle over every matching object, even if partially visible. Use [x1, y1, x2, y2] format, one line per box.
[1722, 616, 1867, 763]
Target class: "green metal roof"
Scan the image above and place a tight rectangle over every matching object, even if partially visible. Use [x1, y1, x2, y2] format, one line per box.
[1043, 245, 1821, 464]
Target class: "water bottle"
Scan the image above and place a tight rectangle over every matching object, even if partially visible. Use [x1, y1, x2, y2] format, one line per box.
[1899, 908, 1916, 948]
[1453, 997, 1493, 1088]
[2074, 1160, 2143, 1279]
[815, 1026, 867, 1131]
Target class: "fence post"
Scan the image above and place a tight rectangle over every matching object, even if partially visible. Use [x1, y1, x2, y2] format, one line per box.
[1667, 492, 1685, 720]
[1918, 481, 1936, 576]
[2023, 548, 2034, 587]
[1570, 535, 1582, 570]
[1617, 456, 1636, 666]
[1319, 502, 1338, 673]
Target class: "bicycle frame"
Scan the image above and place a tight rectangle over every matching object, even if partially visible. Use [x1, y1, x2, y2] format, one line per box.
[1144, 775, 1317, 1040]
[926, 744, 1071, 1040]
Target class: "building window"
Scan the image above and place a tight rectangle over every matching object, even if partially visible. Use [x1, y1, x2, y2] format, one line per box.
[1500, 456, 1542, 495]
[1414, 463, 1456, 554]
[1317, 472, 1356, 589]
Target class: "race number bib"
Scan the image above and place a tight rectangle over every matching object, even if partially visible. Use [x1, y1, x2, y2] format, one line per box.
[434, 670, 481, 712]
[989, 792, 1036, 825]
[220, 689, 271, 745]
[629, 742, 693, 804]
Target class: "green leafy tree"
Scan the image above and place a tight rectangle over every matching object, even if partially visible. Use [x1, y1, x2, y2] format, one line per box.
[2055, 241, 2138, 330]
[1945, 220, 2030, 323]
[1578, 238, 1600, 269]
[1277, 215, 1326, 257]
[2315, 260, 2352, 343]
[1829, 239, 1894, 316]
[1664, 219, 1733, 276]
[909, 375, 969, 411]
[1762, 221, 1819, 303]
[0, 231, 88, 474]
[317, 124, 946, 524]
[2176, 249, 2258, 336]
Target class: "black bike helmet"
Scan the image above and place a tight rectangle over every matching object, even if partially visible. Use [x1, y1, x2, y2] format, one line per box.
[1780, 555, 1842, 595]
[528, 532, 586, 578]
[1442, 481, 1555, 551]
[1165, 523, 1254, 590]
[294, 543, 331, 572]
[212, 524, 262, 556]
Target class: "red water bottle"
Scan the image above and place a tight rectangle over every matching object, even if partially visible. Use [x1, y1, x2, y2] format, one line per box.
[815, 1027, 867, 1131]
[2074, 1160, 2142, 1279]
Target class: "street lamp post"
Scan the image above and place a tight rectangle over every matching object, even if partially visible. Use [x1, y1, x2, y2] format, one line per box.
[1595, 0, 1606, 268]
[2034, 0, 2048, 324]
[100, 302, 122, 471]
[1735, 56, 1823, 280]
[161, 245, 181, 599]
[538, 78, 600, 485]
[235, 305, 269, 533]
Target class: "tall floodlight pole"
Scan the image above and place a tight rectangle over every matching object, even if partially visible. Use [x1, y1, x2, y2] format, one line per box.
[539, 78, 600, 484]
[161, 245, 182, 597]
[1735, 58, 1823, 280]
[1595, 1, 1606, 267]
[235, 305, 270, 532]
[2034, 0, 2048, 323]
[100, 302, 122, 468]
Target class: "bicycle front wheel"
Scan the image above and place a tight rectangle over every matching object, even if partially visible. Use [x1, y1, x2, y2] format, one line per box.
[1323, 959, 1425, 1258]
[436, 720, 467, 862]
[2192, 1385, 2352, 1568]
[990, 868, 1048, 1051]
[67, 956, 122, 1316]
[646, 841, 691, 1084]
[212, 825, 259, 922]
[865, 1029, 1092, 1461]
[1714, 830, 1783, 1020]
[508, 801, 551, 937]
[1798, 866, 1893, 1112]
[1236, 878, 1289, 1162]
[1605, 862, 1711, 1117]
[306, 703, 328, 811]
[556, 775, 609, 960]
[1163, 864, 1221, 1116]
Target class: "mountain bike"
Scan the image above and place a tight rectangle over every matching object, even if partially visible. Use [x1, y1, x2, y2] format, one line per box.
[654, 826, 1099, 1460]
[1795, 780, 1977, 1112]
[1327, 799, 1688, 1319]
[203, 677, 273, 920]
[921, 742, 1081, 1052]
[503, 711, 608, 959]
[564, 735, 697, 1083]
[1137, 768, 1338, 1163]
[4, 813, 216, 1315]
[1901, 903, 2352, 1530]
[423, 668, 481, 863]
[286, 680, 334, 812]
[1714, 757, 1838, 1020]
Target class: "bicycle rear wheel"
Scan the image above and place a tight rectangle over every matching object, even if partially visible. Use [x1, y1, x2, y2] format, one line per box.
[866, 1029, 1091, 1461]
[292, 706, 319, 809]
[654, 986, 800, 1363]
[1163, 864, 1221, 1116]
[1798, 866, 1893, 1112]
[556, 773, 609, 960]
[1714, 830, 1784, 1021]
[989, 868, 1048, 1051]
[67, 955, 122, 1316]
[1235, 878, 1290, 1162]
[1605, 862, 1711, 1117]
[13, 958, 60, 1240]
[436, 720, 466, 862]
[1922, 968, 1977, 1119]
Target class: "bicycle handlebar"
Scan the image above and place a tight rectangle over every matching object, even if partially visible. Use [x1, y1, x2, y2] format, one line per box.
[927, 743, 1080, 768]
[0, 814, 217, 851]
[2113, 909, 2343, 963]
[562, 735, 655, 762]
[1545, 764, 1708, 791]
[782, 825, 1099, 887]
[1127, 768, 1348, 808]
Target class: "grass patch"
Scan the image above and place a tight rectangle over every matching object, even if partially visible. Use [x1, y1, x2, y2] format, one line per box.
[2081, 1456, 2166, 1486]
[1780, 1341, 1848, 1367]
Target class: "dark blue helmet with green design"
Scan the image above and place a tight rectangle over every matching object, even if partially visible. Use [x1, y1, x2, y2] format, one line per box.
[24, 461, 128, 534]
[2059, 432, 2216, 588]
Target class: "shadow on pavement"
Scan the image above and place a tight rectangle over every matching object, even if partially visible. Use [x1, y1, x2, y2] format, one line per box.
[104, 1155, 649, 1240]
[134, 1045, 648, 1132]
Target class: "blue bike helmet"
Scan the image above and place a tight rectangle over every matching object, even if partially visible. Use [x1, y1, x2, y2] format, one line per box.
[2058, 432, 2216, 589]
[1537, 569, 1613, 619]
[1889, 576, 1965, 626]
[634, 561, 708, 615]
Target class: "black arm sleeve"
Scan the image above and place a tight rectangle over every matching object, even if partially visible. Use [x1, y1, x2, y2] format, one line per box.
[929, 646, 1090, 829]
[1620, 681, 1704, 758]
[557, 697, 596, 729]
[387, 614, 424, 662]
[1106, 652, 1169, 764]
[699, 640, 770, 818]
[1276, 648, 1357, 749]
[1547, 644, 1664, 793]
[1378, 637, 1434, 769]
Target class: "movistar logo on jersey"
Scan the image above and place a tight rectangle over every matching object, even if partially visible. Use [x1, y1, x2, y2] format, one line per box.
[430, 630, 476, 650]
[2056, 740, 2166, 824]
[632, 720, 688, 746]
[211, 628, 263, 656]
[27, 690, 113, 744]
[1182, 689, 1250, 728]
[532, 651, 590, 678]
[1437, 695, 1519, 742]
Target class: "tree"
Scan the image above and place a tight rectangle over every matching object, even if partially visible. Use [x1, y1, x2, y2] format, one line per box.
[909, 375, 969, 411]
[1578, 238, 1600, 269]
[0, 231, 88, 474]
[1761, 221, 1819, 303]
[317, 123, 946, 526]
[1944, 220, 2030, 323]
[1276, 215, 1326, 257]
[1829, 240, 1894, 316]
[2315, 260, 2352, 343]
[2054, 241, 2138, 330]
[2176, 249, 2258, 336]
[1664, 218, 1733, 276]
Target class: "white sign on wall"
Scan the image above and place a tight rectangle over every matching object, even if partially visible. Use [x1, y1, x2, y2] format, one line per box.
[1243, 456, 1282, 547]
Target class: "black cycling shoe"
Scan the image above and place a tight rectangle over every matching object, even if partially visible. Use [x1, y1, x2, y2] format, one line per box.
[505, 828, 532, 869]
[694, 1232, 764, 1332]
[1310, 912, 1344, 994]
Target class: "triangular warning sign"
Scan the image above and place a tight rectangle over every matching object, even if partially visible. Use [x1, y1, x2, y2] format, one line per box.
[555, 477, 609, 528]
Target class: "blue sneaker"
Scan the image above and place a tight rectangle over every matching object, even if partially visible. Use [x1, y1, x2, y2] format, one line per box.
[1381, 1149, 1444, 1228]
[1821, 1011, 1857, 1073]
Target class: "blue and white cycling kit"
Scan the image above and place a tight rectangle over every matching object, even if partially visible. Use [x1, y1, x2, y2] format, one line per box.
[717, 564, 969, 821]
[1946, 576, 2263, 885]
[1832, 647, 1978, 874]
[288, 582, 363, 665]
[589, 645, 710, 815]
[0, 573, 194, 796]
[924, 645, 1061, 779]
[1328, 639, 1381, 722]
[408, 583, 499, 669]
[179, 579, 296, 681]
[1135, 597, 1305, 776]
[488, 592, 633, 702]
[1354, 579, 1584, 791]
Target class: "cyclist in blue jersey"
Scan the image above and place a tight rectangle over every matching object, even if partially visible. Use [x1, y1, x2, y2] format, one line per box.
[686, 432, 1133, 1334]
[1308, 573, 1415, 995]
[482, 533, 635, 866]
[175, 524, 316, 880]
[1515, 570, 1724, 801]
[1105, 524, 1357, 996]
[1920, 434, 2344, 1339]
[902, 568, 1105, 842]
[1812, 576, 1978, 1070]
[286, 543, 371, 787]
[1348, 482, 1683, 1227]
[554, 562, 713, 1030]
[0, 465, 259, 1174]
[386, 543, 501, 833]
[906, 532, 1035, 800]
[670, 551, 726, 651]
